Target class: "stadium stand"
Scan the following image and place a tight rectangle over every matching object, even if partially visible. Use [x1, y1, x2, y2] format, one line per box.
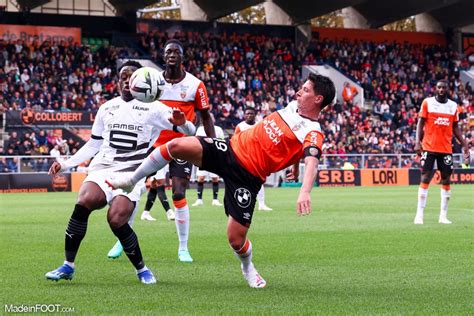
[1, 32, 472, 166]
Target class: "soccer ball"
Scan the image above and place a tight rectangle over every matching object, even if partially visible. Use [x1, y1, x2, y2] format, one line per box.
[129, 67, 165, 102]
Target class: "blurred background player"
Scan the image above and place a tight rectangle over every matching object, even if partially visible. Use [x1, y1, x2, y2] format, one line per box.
[414, 80, 469, 225]
[108, 73, 335, 288]
[109, 39, 216, 263]
[45, 61, 195, 284]
[235, 107, 272, 211]
[139, 165, 175, 222]
[192, 120, 225, 207]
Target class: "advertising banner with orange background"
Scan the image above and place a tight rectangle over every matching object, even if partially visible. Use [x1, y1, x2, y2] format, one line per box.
[360, 169, 409, 186]
[0, 24, 81, 44]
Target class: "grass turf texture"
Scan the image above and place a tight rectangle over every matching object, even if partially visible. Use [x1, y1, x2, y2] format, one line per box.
[0, 185, 472, 315]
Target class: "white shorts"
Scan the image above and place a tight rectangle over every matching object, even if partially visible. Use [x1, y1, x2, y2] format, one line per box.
[195, 167, 218, 179]
[84, 171, 146, 204]
[149, 165, 169, 181]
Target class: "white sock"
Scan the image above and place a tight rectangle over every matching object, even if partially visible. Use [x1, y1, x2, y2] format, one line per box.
[440, 188, 451, 219]
[174, 203, 190, 251]
[257, 186, 265, 206]
[64, 260, 75, 268]
[131, 145, 173, 184]
[234, 239, 253, 273]
[416, 186, 428, 218]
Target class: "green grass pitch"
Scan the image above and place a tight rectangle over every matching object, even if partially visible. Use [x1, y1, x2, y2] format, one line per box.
[0, 185, 473, 315]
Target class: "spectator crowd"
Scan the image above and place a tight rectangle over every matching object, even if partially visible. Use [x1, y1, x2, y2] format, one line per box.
[0, 30, 472, 171]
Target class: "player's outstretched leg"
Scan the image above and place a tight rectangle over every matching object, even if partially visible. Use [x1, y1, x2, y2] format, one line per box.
[46, 204, 92, 281]
[228, 216, 266, 288]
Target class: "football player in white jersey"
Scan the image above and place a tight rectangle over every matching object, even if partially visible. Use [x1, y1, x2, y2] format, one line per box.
[192, 122, 225, 207]
[235, 107, 272, 211]
[44, 61, 196, 284]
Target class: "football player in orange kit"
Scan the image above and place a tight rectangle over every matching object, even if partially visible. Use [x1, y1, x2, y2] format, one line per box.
[414, 80, 469, 224]
[107, 39, 216, 263]
[108, 73, 335, 288]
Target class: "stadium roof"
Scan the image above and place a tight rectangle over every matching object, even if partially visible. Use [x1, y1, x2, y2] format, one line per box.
[14, 0, 474, 29]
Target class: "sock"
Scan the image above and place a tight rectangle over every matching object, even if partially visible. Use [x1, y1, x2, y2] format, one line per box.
[257, 186, 265, 206]
[65, 204, 92, 262]
[234, 239, 253, 273]
[212, 182, 219, 200]
[111, 224, 145, 270]
[156, 185, 171, 212]
[416, 183, 429, 218]
[197, 182, 204, 199]
[144, 187, 157, 212]
[440, 185, 451, 219]
[131, 144, 173, 184]
[174, 199, 190, 251]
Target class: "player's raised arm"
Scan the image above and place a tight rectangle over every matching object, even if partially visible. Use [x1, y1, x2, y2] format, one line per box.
[49, 106, 105, 175]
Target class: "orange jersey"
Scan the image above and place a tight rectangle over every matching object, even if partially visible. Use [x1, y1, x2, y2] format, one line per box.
[419, 97, 458, 154]
[230, 101, 324, 181]
[153, 72, 210, 147]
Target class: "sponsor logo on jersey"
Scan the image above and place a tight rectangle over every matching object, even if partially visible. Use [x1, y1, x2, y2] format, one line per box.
[434, 117, 450, 126]
[234, 188, 251, 208]
[263, 118, 283, 145]
[107, 123, 144, 132]
[132, 105, 149, 111]
[198, 87, 207, 107]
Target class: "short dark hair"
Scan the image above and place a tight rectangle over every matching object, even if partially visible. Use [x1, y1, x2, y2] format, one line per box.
[307, 73, 336, 109]
[245, 107, 256, 113]
[164, 39, 184, 53]
[437, 79, 449, 86]
[118, 60, 142, 72]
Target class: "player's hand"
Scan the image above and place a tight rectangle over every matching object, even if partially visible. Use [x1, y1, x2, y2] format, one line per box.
[286, 165, 299, 182]
[296, 191, 311, 216]
[414, 142, 422, 156]
[169, 108, 186, 126]
[48, 161, 62, 175]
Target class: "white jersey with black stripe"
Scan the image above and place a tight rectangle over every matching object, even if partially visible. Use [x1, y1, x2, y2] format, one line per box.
[88, 97, 176, 172]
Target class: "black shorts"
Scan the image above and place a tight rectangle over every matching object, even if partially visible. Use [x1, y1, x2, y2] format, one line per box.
[169, 159, 192, 180]
[198, 137, 263, 227]
[420, 151, 454, 174]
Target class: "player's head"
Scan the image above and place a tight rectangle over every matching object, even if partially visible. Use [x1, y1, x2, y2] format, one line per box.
[118, 60, 142, 100]
[435, 79, 449, 99]
[297, 73, 335, 112]
[244, 107, 256, 124]
[164, 39, 184, 68]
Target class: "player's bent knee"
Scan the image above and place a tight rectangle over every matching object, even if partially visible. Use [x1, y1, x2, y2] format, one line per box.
[172, 192, 185, 201]
[228, 238, 245, 251]
[107, 211, 128, 229]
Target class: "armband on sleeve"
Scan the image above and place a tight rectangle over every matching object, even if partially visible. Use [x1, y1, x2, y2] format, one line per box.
[303, 146, 322, 159]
